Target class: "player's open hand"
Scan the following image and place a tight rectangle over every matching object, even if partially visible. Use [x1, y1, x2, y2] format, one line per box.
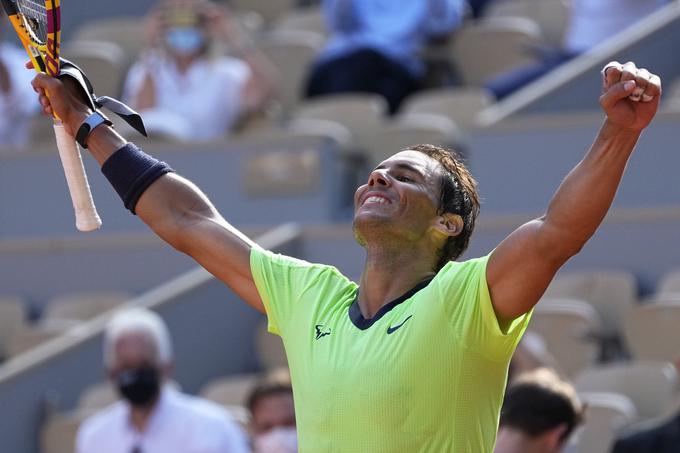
[30, 70, 92, 136]
[600, 61, 661, 132]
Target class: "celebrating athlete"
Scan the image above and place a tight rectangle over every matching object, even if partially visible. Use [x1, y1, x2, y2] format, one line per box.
[30, 60, 660, 451]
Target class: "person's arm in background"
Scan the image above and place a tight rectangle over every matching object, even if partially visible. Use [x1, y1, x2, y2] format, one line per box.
[486, 61, 661, 324]
[125, 7, 164, 111]
[31, 73, 265, 313]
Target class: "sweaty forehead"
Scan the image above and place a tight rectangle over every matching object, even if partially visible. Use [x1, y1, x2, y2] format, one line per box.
[378, 150, 443, 174]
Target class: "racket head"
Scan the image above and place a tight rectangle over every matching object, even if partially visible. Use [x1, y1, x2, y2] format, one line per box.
[0, 0, 60, 76]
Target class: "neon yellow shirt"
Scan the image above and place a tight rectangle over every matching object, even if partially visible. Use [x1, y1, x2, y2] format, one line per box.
[250, 247, 531, 452]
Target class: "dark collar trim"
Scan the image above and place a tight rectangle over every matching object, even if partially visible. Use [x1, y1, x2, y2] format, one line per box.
[348, 277, 434, 330]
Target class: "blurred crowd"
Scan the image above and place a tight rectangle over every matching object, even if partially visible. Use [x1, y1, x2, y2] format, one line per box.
[0, 0, 672, 149]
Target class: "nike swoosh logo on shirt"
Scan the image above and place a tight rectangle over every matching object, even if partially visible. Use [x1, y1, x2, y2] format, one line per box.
[386, 315, 413, 334]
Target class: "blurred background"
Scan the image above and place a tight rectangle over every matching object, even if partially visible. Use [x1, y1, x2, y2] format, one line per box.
[1, 0, 680, 451]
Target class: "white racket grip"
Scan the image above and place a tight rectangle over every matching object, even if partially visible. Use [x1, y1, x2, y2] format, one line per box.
[53, 123, 102, 232]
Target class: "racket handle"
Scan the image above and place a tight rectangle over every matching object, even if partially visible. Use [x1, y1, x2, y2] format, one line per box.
[53, 123, 102, 232]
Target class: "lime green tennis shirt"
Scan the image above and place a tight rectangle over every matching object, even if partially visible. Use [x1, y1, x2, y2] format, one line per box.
[250, 247, 531, 452]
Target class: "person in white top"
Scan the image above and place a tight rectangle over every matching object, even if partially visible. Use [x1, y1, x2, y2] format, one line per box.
[0, 41, 39, 148]
[76, 308, 249, 453]
[124, 0, 277, 142]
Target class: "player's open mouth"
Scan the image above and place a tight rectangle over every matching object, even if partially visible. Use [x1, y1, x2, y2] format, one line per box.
[363, 195, 390, 206]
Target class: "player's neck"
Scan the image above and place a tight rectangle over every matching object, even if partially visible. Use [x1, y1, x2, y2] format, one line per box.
[358, 244, 436, 318]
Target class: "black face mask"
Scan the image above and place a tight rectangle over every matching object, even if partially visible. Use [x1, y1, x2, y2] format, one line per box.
[116, 366, 161, 407]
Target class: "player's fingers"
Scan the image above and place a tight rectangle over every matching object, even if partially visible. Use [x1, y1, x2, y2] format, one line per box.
[31, 73, 59, 92]
[600, 80, 637, 110]
[25, 60, 34, 70]
[602, 61, 623, 88]
[629, 67, 650, 102]
[642, 73, 662, 103]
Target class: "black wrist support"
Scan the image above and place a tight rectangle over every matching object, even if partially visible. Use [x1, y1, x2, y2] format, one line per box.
[101, 143, 174, 214]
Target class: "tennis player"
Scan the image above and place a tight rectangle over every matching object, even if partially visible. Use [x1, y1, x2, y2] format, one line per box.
[31, 60, 660, 452]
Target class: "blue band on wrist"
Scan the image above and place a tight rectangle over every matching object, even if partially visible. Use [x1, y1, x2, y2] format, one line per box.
[101, 143, 174, 214]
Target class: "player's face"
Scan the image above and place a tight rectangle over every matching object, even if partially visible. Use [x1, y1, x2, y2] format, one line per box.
[353, 150, 443, 245]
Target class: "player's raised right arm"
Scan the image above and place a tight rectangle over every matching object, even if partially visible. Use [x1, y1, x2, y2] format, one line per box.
[31, 73, 265, 313]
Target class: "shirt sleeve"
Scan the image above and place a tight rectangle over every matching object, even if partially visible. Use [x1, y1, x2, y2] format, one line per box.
[435, 254, 532, 362]
[250, 246, 335, 337]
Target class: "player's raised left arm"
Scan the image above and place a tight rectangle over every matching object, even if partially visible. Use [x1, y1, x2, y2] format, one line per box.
[486, 61, 662, 324]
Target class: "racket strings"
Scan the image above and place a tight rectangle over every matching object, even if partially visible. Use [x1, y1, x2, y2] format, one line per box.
[15, 0, 48, 43]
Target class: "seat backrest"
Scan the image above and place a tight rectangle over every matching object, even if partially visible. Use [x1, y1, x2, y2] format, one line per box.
[273, 6, 327, 37]
[229, 0, 297, 24]
[656, 266, 680, 295]
[574, 361, 679, 420]
[529, 298, 601, 377]
[448, 16, 543, 86]
[399, 87, 493, 131]
[486, 0, 569, 47]
[294, 92, 389, 150]
[576, 391, 637, 453]
[200, 373, 261, 408]
[43, 291, 129, 322]
[70, 17, 145, 66]
[6, 322, 72, 358]
[0, 296, 26, 360]
[77, 381, 119, 412]
[259, 30, 325, 111]
[624, 302, 680, 363]
[544, 270, 637, 336]
[62, 40, 128, 99]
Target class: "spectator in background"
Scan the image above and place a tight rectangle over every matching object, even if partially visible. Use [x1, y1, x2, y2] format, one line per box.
[247, 368, 297, 453]
[76, 308, 249, 453]
[507, 331, 558, 384]
[305, 0, 466, 113]
[495, 368, 585, 453]
[485, 0, 670, 99]
[123, 0, 276, 142]
[0, 22, 39, 149]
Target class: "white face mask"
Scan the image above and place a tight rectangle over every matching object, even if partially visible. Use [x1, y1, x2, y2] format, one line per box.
[164, 26, 205, 56]
[253, 426, 298, 453]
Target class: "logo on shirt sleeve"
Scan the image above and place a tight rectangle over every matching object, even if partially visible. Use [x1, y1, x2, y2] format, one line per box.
[315, 324, 331, 340]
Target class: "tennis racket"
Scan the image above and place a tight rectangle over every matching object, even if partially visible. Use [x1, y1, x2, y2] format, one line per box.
[1, 0, 101, 231]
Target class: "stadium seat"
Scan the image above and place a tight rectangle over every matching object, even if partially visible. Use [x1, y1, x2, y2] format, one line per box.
[624, 302, 680, 363]
[574, 361, 679, 421]
[655, 266, 680, 296]
[361, 112, 463, 164]
[448, 16, 543, 86]
[543, 270, 637, 340]
[40, 411, 88, 453]
[293, 93, 390, 151]
[259, 30, 325, 112]
[255, 319, 288, 370]
[399, 87, 493, 131]
[43, 291, 130, 322]
[575, 392, 638, 453]
[528, 298, 601, 377]
[273, 5, 327, 37]
[485, 0, 569, 47]
[6, 322, 73, 358]
[228, 0, 297, 24]
[61, 40, 128, 99]
[70, 16, 145, 66]
[0, 296, 26, 361]
[200, 373, 260, 408]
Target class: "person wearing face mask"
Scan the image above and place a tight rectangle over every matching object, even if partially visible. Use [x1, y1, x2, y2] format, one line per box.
[75, 308, 249, 453]
[246, 369, 297, 453]
[122, 0, 277, 142]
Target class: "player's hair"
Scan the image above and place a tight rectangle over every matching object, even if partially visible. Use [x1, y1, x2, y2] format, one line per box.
[409, 144, 480, 270]
[499, 368, 585, 443]
[246, 368, 294, 413]
[103, 308, 173, 369]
